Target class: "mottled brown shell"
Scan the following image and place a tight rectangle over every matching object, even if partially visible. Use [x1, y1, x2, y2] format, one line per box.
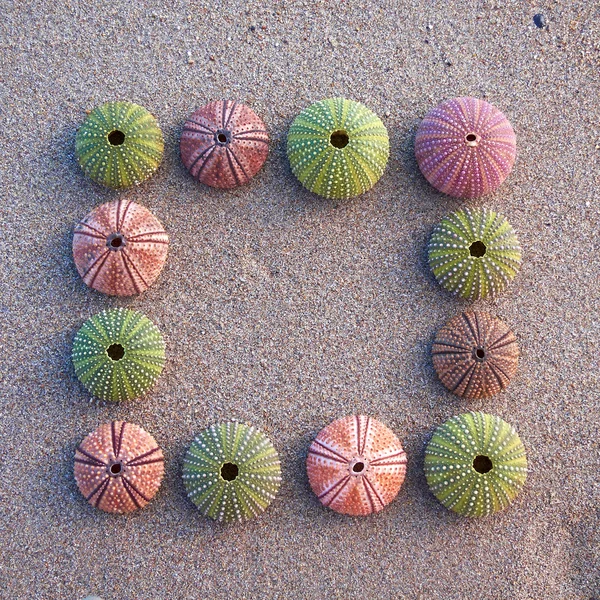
[306, 415, 407, 516]
[74, 421, 164, 513]
[180, 100, 269, 188]
[432, 311, 519, 399]
[73, 200, 169, 296]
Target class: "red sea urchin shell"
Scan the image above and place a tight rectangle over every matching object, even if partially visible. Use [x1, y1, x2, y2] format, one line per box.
[73, 199, 169, 296]
[180, 100, 269, 188]
[415, 97, 516, 198]
[74, 421, 164, 513]
[306, 415, 407, 516]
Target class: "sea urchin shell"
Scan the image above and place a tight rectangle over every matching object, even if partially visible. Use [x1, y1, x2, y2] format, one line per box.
[415, 97, 516, 198]
[306, 415, 407, 516]
[432, 311, 519, 399]
[76, 101, 164, 189]
[72, 308, 166, 402]
[287, 98, 389, 199]
[183, 422, 281, 523]
[180, 100, 269, 188]
[73, 199, 169, 296]
[428, 207, 522, 300]
[74, 421, 164, 513]
[424, 412, 527, 517]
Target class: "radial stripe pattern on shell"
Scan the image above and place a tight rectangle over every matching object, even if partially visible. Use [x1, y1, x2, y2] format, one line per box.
[424, 412, 527, 517]
[287, 98, 389, 199]
[183, 422, 281, 523]
[415, 97, 516, 198]
[73, 199, 169, 296]
[432, 311, 519, 400]
[72, 308, 166, 402]
[306, 415, 407, 516]
[76, 101, 164, 189]
[428, 207, 522, 300]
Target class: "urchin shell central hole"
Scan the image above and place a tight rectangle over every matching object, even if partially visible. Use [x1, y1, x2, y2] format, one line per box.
[465, 133, 478, 142]
[473, 455, 493, 474]
[330, 130, 349, 149]
[107, 233, 124, 249]
[469, 240, 487, 257]
[215, 129, 231, 145]
[221, 462, 239, 481]
[110, 462, 122, 475]
[108, 130, 125, 146]
[475, 347, 486, 360]
[106, 343, 125, 361]
[217, 133, 227, 143]
[352, 462, 365, 473]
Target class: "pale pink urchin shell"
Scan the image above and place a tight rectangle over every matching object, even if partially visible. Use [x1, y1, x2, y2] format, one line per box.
[415, 97, 516, 198]
[180, 100, 269, 188]
[73, 199, 169, 296]
[306, 415, 407, 516]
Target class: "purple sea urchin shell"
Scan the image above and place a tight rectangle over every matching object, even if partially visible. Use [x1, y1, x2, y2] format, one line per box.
[180, 100, 269, 188]
[415, 97, 516, 198]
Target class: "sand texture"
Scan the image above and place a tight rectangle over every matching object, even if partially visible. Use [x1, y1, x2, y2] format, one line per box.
[0, 0, 598, 598]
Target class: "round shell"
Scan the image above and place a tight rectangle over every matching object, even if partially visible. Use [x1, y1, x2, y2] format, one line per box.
[306, 415, 407, 516]
[428, 207, 522, 300]
[73, 199, 169, 296]
[287, 98, 389, 199]
[75, 101, 164, 189]
[74, 421, 164, 513]
[415, 97, 516, 198]
[432, 311, 519, 399]
[72, 308, 166, 402]
[182, 422, 281, 523]
[424, 412, 527, 517]
[180, 100, 269, 188]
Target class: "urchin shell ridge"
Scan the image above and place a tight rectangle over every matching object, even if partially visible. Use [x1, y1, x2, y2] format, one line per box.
[287, 98, 389, 199]
[72, 308, 166, 402]
[306, 415, 407, 516]
[415, 97, 516, 198]
[424, 412, 527, 517]
[74, 421, 164, 513]
[428, 207, 522, 300]
[182, 422, 281, 523]
[76, 101, 164, 189]
[432, 311, 519, 399]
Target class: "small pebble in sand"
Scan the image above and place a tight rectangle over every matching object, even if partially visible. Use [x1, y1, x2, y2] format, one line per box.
[533, 14, 547, 28]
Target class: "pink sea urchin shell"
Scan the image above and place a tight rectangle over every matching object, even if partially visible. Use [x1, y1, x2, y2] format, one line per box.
[73, 199, 169, 296]
[306, 415, 407, 516]
[415, 97, 516, 198]
[180, 100, 269, 188]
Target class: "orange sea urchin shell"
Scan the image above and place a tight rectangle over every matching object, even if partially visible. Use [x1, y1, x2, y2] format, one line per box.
[432, 311, 519, 399]
[415, 97, 516, 198]
[73, 199, 169, 296]
[180, 100, 269, 188]
[74, 421, 164, 513]
[306, 415, 407, 516]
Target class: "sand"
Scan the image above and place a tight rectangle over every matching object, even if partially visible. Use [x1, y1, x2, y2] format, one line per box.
[0, 0, 598, 598]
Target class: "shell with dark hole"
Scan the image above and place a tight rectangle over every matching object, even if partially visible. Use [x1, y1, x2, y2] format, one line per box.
[180, 100, 269, 188]
[73, 199, 169, 297]
[74, 421, 164, 513]
[415, 97, 516, 198]
[306, 415, 407, 516]
[433, 311, 519, 399]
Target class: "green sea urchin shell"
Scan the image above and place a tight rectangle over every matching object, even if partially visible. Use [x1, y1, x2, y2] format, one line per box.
[75, 101, 164, 189]
[428, 208, 522, 299]
[183, 422, 282, 523]
[72, 308, 166, 401]
[424, 412, 527, 517]
[287, 98, 389, 199]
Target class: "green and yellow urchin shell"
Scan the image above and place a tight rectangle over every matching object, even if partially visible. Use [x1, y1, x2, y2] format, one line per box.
[287, 98, 389, 199]
[72, 308, 166, 401]
[75, 101, 164, 189]
[428, 207, 522, 300]
[424, 412, 527, 517]
[183, 422, 282, 523]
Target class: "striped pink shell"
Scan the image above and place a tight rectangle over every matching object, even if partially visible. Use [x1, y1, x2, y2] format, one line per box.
[180, 100, 269, 188]
[306, 415, 407, 516]
[73, 199, 169, 296]
[415, 97, 516, 198]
